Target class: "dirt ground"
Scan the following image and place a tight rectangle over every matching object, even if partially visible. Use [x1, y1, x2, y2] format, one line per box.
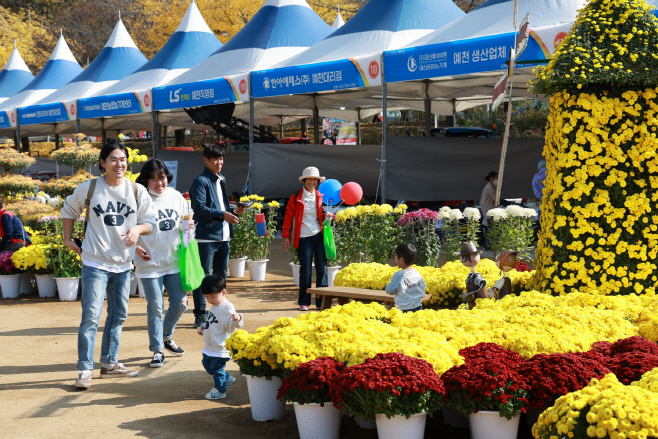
[1, 243, 535, 439]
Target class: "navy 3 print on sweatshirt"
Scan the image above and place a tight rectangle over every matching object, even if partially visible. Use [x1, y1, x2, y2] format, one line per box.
[157, 208, 180, 232]
[92, 200, 137, 227]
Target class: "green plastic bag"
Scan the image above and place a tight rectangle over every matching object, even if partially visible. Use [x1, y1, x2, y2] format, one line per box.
[323, 220, 337, 261]
[180, 231, 204, 292]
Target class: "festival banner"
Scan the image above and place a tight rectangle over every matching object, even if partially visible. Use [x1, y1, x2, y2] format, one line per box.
[153, 72, 250, 111]
[0, 109, 17, 129]
[79, 89, 153, 119]
[252, 53, 382, 98]
[18, 100, 77, 126]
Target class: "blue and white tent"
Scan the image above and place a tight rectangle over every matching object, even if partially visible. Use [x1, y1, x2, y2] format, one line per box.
[0, 46, 33, 105]
[331, 8, 345, 30]
[154, 0, 331, 127]
[0, 33, 82, 131]
[380, 0, 586, 115]
[78, 0, 222, 131]
[16, 18, 148, 135]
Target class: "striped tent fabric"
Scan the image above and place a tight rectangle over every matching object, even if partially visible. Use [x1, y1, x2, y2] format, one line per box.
[0, 46, 34, 105]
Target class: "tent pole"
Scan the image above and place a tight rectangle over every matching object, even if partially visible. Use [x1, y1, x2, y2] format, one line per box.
[313, 95, 319, 144]
[356, 107, 361, 145]
[163, 126, 168, 148]
[279, 116, 283, 138]
[101, 118, 106, 146]
[151, 111, 158, 159]
[76, 113, 80, 135]
[451, 99, 457, 127]
[424, 80, 431, 137]
[248, 74, 254, 195]
[382, 80, 388, 202]
[16, 124, 21, 153]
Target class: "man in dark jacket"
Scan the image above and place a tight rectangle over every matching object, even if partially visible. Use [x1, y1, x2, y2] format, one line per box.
[189, 144, 244, 328]
[0, 202, 31, 252]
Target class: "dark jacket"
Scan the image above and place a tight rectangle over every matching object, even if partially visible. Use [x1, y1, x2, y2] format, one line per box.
[281, 188, 325, 249]
[190, 167, 234, 241]
[0, 210, 31, 251]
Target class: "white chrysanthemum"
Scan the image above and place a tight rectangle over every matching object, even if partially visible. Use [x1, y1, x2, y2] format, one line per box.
[448, 209, 463, 220]
[505, 205, 524, 217]
[438, 211, 451, 221]
[35, 195, 47, 204]
[522, 208, 538, 218]
[47, 196, 62, 207]
[439, 206, 451, 213]
[488, 208, 508, 221]
[463, 207, 481, 221]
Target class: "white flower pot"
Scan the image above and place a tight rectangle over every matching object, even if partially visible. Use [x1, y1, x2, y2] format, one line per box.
[356, 417, 377, 429]
[469, 410, 520, 439]
[20, 272, 33, 294]
[247, 259, 269, 282]
[229, 257, 247, 278]
[375, 412, 427, 439]
[290, 263, 301, 286]
[137, 277, 146, 298]
[55, 277, 79, 302]
[130, 273, 138, 296]
[0, 274, 21, 298]
[35, 274, 57, 298]
[293, 402, 341, 439]
[327, 266, 342, 287]
[243, 374, 285, 421]
[442, 405, 468, 428]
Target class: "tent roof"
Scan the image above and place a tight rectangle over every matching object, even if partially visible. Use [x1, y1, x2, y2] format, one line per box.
[33, 19, 148, 104]
[96, 0, 221, 96]
[408, 0, 585, 47]
[165, 0, 331, 85]
[277, 0, 465, 67]
[0, 47, 33, 103]
[331, 8, 345, 30]
[0, 33, 82, 110]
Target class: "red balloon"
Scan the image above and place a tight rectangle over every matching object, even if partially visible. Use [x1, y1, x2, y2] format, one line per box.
[340, 182, 363, 205]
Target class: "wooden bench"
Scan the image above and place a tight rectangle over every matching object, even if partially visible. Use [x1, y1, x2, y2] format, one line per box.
[308, 286, 431, 310]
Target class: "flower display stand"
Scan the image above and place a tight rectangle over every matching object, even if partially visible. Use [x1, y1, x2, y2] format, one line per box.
[20, 272, 33, 294]
[293, 402, 341, 439]
[469, 411, 520, 439]
[0, 274, 21, 298]
[229, 257, 247, 278]
[356, 417, 376, 429]
[55, 277, 79, 301]
[375, 413, 427, 439]
[442, 406, 468, 428]
[248, 260, 268, 282]
[243, 375, 285, 421]
[35, 274, 57, 298]
[290, 263, 301, 286]
[327, 266, 341, 287]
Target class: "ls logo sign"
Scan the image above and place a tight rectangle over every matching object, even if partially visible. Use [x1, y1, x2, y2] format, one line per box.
[169, 89, 181, 103]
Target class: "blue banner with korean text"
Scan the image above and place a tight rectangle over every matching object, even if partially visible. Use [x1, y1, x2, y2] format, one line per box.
[153, 73, 249, 111]
[252, 54, 382, 98]
[18, 100, 77, 126]
[0, 109, 16, 129]
[79, 89, 153, 119]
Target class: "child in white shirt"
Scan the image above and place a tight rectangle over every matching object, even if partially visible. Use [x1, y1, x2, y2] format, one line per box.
[385, 243, 426, 312]
[196, 275, 244, 400]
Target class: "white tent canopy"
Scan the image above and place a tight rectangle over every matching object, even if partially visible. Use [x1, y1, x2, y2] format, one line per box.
[0, 46, 33, 105]
[331, 8, 345, 30]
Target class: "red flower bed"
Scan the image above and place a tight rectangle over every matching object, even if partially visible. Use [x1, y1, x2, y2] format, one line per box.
[608, 351, 658, 385]
[459, 342, 523, 366]
[442, 358, 530, 419]
[515, 353, 611, 409]
[277, 357, 345, 404]
[329, 352, 444, 420]
[514, 261, 531, 272]
[609, 336, 658, 356]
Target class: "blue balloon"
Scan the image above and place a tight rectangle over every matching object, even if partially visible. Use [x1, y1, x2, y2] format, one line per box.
[319, 179, 342, 206]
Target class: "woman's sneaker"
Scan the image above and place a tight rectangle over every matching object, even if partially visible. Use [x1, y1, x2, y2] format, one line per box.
[164, 340, 185, 356]
[205, 387, 226, 400]
[150, 352, 164, 368]
[100, 363, 139, 378]
[74, 370, 93, 389]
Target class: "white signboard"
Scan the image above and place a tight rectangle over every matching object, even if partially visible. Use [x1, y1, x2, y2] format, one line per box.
[163, 161, 178, 189]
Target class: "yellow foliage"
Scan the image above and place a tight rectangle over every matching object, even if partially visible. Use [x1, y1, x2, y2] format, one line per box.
[0, 6, 56, 71]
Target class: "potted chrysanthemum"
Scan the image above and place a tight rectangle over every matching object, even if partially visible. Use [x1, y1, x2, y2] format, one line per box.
[277, 357, 345, 439]
[329, 353, 444, 439]
[0, 250, 22, 298]
[11, 244, 57, 298]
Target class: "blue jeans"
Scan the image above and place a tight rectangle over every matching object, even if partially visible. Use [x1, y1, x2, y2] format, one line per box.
[402, 305, 423, 313]
[78, 265, 130, 370]
[141, 273, 188, 352]
[202, 354, 231, 392]
[193, 241, 229, 317]
[298, 232, 327, 307]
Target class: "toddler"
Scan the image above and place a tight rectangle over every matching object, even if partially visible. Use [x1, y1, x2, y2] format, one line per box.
[384, 243, 426, 312]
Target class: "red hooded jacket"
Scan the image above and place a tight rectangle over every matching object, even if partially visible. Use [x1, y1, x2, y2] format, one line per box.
[281, 188, 324, 249]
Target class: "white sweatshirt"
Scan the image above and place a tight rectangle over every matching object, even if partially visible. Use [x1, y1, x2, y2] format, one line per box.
[198, 299, 244, 358]
[134, 187, 189, 277]
[60, 177, 156, 272]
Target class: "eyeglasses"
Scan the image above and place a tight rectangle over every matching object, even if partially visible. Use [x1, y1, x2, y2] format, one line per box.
[106, 158, 127, 165]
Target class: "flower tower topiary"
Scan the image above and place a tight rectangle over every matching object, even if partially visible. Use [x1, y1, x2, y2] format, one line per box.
[531, 0, 658, 295]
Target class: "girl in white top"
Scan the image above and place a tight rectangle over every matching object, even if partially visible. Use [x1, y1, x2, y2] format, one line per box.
[134, 159, 193, 368]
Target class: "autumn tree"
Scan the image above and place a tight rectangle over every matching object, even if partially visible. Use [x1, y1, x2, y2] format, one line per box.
[0, 5, 55, 72]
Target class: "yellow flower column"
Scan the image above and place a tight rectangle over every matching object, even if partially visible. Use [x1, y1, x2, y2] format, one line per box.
[531, 0, 658, 296]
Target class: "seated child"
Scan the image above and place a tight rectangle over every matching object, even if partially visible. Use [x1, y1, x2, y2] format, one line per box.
[384, 243, 426, 312]
[197, 275, 244, 400]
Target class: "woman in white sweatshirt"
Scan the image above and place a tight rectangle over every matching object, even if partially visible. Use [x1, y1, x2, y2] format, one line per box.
[135, 159, 192, 368]
[62, 142, 156, 389]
